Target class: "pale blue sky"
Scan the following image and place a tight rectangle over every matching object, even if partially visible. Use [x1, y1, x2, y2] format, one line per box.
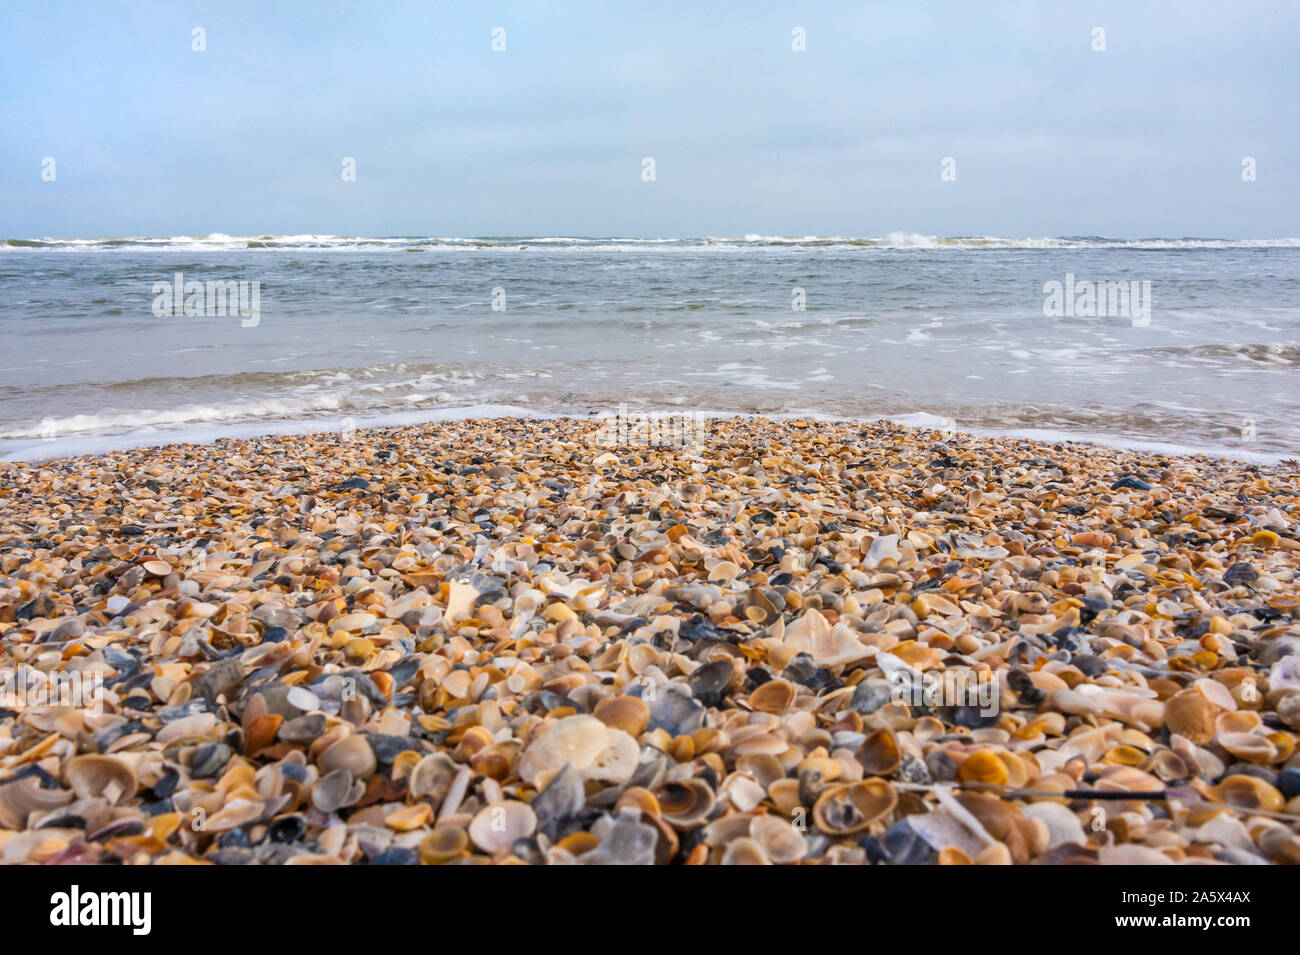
[1, 0, 1296, 238]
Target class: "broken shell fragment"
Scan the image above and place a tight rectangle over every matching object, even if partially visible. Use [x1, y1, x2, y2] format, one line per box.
[519, 715, 639, 786]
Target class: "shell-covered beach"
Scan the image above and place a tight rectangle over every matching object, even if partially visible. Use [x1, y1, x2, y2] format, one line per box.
[2, 416, 1299, 865]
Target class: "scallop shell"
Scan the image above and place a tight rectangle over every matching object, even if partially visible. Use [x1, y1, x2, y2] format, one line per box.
[1164, 688, 1219, 746]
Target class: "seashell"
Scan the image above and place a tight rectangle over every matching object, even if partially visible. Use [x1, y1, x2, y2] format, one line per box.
[720, 772, 768, 812]
[867, 534, 901, 567]
[385, 803, 434, 832]
[311, 769, 364, 813]
[687, 660, 734, 705]
[519, 715, 639, 787]
[1170, 733, 1225, 780]
[958, 748, 1009, 787]
[419, 826, 469, 864]
[1216, 710, 1262, 736]
[557, 831, 601, 856]
[657, 778, 717, 828]
[205, 798, 265, 832]
[1164, 688, 1219, 746]
[750, 814, 808, 864]
[707, 560, 741, 583]
[65, 756, 137, 805]
[468, 800, 537, 852]
[703, 814, 757, 847]
[1268, 732, 1295, 763]
[744, 589, 779, 626]
[858, 728, 901, 777]
[287, 686, 322, 712]
[615, 786, 661, 817]
[318, 735, 377, 779]
[1208, 774, 1284, 813]
[1193, 677, 1237, 711]
[1021, 802, 1086, 849]
[782, 609, 871, 668]
[279, 712, 326, 743]
[1146, 749, 1190, 783]
[245, 714, 283, 757]
[1215, 732, 1277, 764]
[720, 836, 771, 865]
[812, 779, 897, 835]
[768, 778, 802, 817]
[748, 679, 795, 714]
[1102, 744, 1148, 767]
[736, 753, 785, 789]
[0, 775, 72, 830]
[1052, 688, 1101, 716]
[1094, 766, 1163, 793]
[1270, 657, 1300, 693]
[593, 696, 650, 737]
[579, 811, 660, 865]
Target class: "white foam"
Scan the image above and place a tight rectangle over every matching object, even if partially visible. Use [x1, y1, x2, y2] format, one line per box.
[6, 234, 1299, 252]
[1, 404, 545, 461]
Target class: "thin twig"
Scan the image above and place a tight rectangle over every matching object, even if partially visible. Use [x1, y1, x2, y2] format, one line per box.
[893, 779, 1300, 824]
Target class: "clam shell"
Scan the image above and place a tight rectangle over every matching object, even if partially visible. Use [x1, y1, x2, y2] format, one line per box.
[311, 769, 364, 813]
[318, 735, 377, 779]
[748, 679, 795, 714]
[957, 748, 1009, 786]
[1216, 732, 1277, 763]
[657, 778, 716, 828]
[1146, 749, 1190, 783]
[468, 800, 537, 853]
[749, 813, 808, 864]
[65, 756, 137, 805]
[858, 728, 901, 777]
[812, 779, 897, 835]
[419, 826, 469, 864]
[1208, 774, 1284, 812]
[720, 836, 771, 865]
[768, 778, 802, 817]
[0, 775, 72, 830]
[408, 752, 458, 799]
[593, 696, 650, 736]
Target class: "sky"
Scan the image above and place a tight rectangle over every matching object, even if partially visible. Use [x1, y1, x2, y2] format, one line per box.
[1, 0, 1297, 239]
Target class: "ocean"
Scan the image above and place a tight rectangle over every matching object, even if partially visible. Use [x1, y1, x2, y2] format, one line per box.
[2, 233, 1298, 461]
